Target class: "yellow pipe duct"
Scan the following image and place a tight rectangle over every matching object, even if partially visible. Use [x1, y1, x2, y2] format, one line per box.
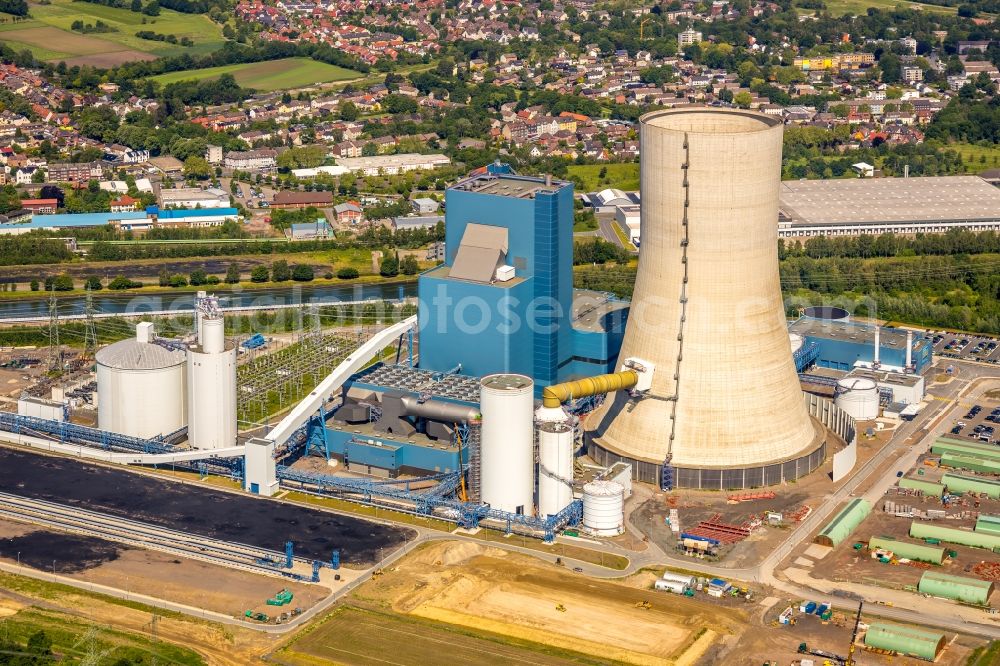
[542, 370, 639, 408]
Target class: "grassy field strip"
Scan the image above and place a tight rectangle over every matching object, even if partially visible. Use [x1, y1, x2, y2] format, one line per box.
[811, 0, 957, 15]
[949, 142, 1000, 173]
[150, 58, 362, 91]
[567, 163, 640, 192]
[276, 605, 628, 666]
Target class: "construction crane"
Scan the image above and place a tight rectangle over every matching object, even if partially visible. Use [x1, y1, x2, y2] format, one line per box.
[846, 601, 864, 666]
[639, 16, 653, 40]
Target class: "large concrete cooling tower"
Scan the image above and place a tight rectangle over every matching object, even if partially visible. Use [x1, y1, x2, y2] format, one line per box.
[588, 108, 825, 490]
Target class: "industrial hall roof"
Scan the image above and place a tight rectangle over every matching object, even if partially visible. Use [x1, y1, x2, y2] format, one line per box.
[778, 175, 1000, 225]
[95, 338, 186, 370]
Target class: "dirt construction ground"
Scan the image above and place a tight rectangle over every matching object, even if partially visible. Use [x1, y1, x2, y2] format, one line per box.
[631, 422, 891, 569]
[339, 541, 746, 665]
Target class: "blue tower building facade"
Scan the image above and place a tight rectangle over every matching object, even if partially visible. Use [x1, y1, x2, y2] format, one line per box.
[418, 163, 621, 389]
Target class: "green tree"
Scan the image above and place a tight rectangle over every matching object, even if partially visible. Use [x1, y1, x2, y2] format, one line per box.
[250, 265, 269, 282]
[84, 276, 102, 291]
[108, 276, 140, 290]
[225, 262, 240, 284]
[337, 267, 359, 279]
[51, 274, 74, 291]
[183, 156, 212, 180]
[29, 279, 39, 291]
[362, 142, 378, 157]
[339, 101, 359, 121]
[291, 264, 314, 281]
[880, 53, 902, 84]
[271, 259, 290, 282]
[189, 269, 208, 285]
[379, 252, 399, 277]
[400, 255, 419, 275]
[383, 94, 418, 114]
[733, 91, 753, 109]
[168, 274, 188, 287]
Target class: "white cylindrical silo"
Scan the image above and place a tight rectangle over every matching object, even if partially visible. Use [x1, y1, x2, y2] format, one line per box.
[582, 480, 624, 536]
[96, 324, 187, 439]
[537, 420, 574, 517]
[187, 316, 237, 450]
[480, 374, 534, 515]
[834, 377, 879, 420]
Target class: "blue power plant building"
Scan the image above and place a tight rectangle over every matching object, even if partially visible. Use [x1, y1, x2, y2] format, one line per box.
[300, 163, 627, 479]
[418, 162, 626, 390]
[790, 307, 932, 374]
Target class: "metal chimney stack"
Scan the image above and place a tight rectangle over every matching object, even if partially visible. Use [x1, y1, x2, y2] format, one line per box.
[588, 108, 823, 489]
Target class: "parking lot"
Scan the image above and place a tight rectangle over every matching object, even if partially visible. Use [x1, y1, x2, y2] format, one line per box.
[929, 331, 1000, 365]
[948, 397, 1000, 444]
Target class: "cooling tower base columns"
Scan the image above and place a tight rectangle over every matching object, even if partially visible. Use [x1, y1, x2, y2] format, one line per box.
[587, 419, 828, 490]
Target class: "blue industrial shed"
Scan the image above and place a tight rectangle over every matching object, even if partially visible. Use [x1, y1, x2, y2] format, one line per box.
[789, 314, 932, 374]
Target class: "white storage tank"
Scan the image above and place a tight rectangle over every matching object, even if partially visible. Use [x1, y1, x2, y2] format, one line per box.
[582, 480, 624, 536]
[480, 374, 534, 515]
[537, 420, 574, 518]
[834, 376, 879, 420]
[187, 316, 237, 450]
[96, 322, 186, 439]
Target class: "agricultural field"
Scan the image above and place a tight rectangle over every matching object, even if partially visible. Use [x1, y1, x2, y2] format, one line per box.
[0, 0, 225, 65]
[151, 57, 362, 91]
[567, 163, 640, 192]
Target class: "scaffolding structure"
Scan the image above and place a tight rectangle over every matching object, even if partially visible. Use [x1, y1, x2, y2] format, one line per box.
[0, 412, 241, 479]
[276, 463, 582, 542]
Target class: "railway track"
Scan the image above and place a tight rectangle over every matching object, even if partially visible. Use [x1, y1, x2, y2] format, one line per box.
[0, 491, 318, 580]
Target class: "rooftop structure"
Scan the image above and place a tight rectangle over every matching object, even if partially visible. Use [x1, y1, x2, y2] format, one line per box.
[159, 186, 230, 209]
[351, 364, 482, 404]
[941, 472, 1000, 499]
[918, 571, 994, 605]
[778, 176, 1000, 237]
[289, 220, 333, 240]
[272, 191, 335, 208]
[1, 211, 148, 233]
[815, 498, 871, 547]
[789, 314, 932, 374]
[863, 623, 945, 661]
[336, 153, 450, 176]
[867, 536, 944, 564]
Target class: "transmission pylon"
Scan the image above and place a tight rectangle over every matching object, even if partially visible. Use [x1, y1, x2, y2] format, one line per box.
[45, 290, 61, 373]
[82, 287, 97, 360]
